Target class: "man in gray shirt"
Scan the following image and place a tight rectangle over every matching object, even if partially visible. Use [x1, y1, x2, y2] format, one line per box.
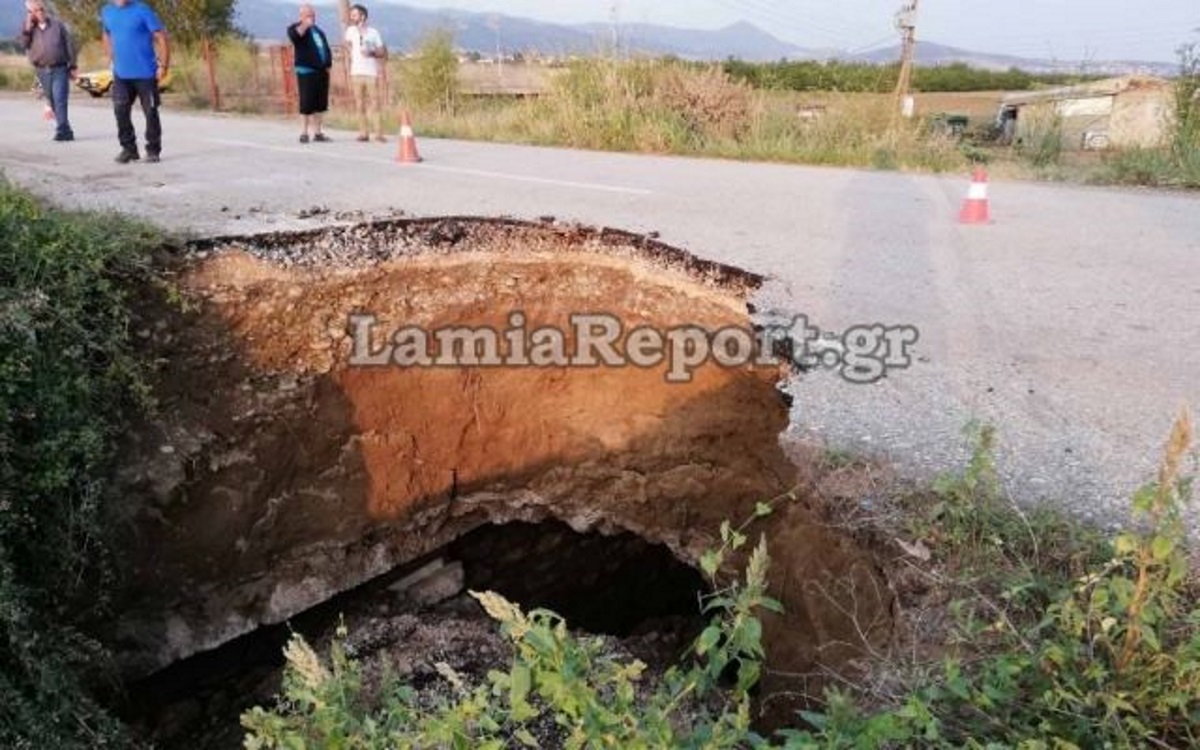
[19, 0, 77, 141]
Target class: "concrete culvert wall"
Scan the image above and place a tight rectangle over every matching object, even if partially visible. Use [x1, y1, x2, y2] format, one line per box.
[111, 216, 893, 726]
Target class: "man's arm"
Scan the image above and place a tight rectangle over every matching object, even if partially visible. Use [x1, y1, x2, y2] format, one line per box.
[19, 8, 35, 50]
[337, 0, 350, 28]
[63, 23, 79, 73]
[102, 30, 112, 65]
[153, 29, 170, 80]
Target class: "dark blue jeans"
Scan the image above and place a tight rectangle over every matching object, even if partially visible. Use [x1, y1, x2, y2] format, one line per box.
[112, 77, 162, 156]
[35, 65, 72, 139]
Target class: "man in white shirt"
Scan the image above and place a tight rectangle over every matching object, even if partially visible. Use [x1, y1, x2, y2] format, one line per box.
[339, 1, 387, 142]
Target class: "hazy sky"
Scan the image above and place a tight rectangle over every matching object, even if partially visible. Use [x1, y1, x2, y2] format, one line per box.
[378, 0, 1199, 62]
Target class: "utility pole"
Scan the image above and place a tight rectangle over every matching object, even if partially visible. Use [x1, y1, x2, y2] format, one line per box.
[894, 0, 918, 119]
[488, 14, 503, 84]
[609, 0, 621, 59]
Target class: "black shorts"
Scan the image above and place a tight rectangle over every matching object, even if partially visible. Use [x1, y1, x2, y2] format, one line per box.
[297, 70, 329, 115]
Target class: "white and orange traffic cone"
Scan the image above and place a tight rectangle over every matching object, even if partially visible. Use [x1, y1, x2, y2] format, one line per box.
[396, 110, 422, 164]
[959, 166, 991, 224]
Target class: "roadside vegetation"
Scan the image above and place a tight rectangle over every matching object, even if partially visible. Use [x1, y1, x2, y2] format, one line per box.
[1095, 41, 1200, 188]
[721, 59, 1098, 93]
[0, 181, 160, 748]
[3, 23, 1198, 186]
[243, 418, 1200, 749]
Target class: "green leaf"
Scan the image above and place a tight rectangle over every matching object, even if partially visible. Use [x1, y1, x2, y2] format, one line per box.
[700, 550, 721, 577]
[696, 625, 722, 656]
[509, 663, 536, 721]
[758, 596, 785, 615]
[1151, 535, 1175, 561]
[755, 502, 773, 518]
[511, 664, 531, 702]
[736, 660, 761, 692]
[798, 710, 828, 729]
[515, 728, 540, 747]
[738, 617, 763, 654]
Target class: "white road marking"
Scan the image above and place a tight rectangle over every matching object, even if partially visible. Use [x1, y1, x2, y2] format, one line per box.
[203, 137, 652, 196]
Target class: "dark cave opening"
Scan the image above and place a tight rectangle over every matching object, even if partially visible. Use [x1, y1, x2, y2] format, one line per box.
[122, 518, 710, 748]
[450, 520, 709, 637]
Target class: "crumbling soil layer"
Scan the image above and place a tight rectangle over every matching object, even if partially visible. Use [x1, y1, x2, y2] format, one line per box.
[112, 217, 892, 725]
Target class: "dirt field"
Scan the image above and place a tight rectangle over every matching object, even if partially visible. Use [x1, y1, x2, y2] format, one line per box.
[458, 60, 557, 95]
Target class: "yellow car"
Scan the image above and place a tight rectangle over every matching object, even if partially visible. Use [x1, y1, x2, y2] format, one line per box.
[75, 69, 173, 97]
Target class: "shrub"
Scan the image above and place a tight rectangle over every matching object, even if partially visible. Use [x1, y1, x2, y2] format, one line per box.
[1172, 42, 1200, 157]
[1016, 111, 1064, 168]
[653, 65, 754, 141]
[791, 415, 1200, 749]
[0, 181, 159, 747]
[406, 29, 460, 113]
[1099, 148, 1177, 186]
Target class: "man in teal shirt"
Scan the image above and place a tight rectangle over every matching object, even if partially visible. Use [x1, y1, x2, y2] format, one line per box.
[101, 0, 170, 163]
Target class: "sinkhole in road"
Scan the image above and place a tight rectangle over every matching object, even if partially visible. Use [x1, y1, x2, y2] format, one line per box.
[112, 216, 894, 744]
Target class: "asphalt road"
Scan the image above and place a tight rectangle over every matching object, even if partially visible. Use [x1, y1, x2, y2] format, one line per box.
[3, 94, 1198, 530]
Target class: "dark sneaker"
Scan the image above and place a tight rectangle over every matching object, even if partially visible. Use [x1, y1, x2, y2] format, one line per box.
[146, 153, 161, 163]
[115, 150, 140, 164]
[54, 133, 74, 142]
[299, 133, 310, 143]
[313, 132, 331, 142]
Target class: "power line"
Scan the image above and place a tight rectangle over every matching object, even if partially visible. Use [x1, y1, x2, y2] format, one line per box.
[845, 33, 901, 57]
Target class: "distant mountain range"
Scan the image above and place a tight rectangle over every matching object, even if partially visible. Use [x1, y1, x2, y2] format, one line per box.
[1, 1, 1178, 76]
[856, 41, 1176, 78]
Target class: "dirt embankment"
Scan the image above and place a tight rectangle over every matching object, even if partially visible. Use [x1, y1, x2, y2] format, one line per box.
[111, 218, 892, 722]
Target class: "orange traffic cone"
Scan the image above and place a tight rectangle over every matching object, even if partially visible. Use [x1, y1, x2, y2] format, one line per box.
[396, 110, 422, 164]
[959, 166, 991, 224]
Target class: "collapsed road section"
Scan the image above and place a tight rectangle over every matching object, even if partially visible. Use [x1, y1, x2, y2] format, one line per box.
[110, 217, 892, 739]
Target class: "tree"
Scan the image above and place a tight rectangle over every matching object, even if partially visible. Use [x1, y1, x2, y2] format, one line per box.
[56, 0, 240, 48]
[54, 0, 105, 42]
[409, 29, 459, 113]
[156, 0, 241, 48]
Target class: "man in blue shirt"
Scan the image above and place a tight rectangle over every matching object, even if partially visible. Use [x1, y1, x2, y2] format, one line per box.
[100, 0, 170, 163]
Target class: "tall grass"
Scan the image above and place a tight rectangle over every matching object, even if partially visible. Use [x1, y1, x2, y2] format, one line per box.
[398, 59, 967, 172]
[1092, 42, 1200, 188]
[170, 39, 280, 113]
[0, 65, 35, 93]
